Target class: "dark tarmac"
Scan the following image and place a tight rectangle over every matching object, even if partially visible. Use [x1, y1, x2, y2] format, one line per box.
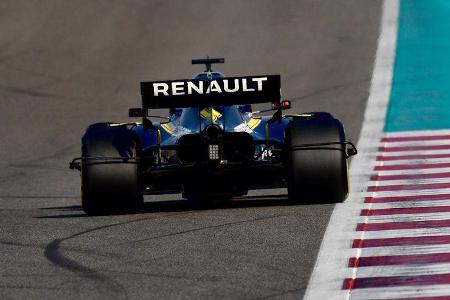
[0, 1, 381, 298]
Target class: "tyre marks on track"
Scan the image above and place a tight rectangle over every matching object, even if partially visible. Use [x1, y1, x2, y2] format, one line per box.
[43, 216, 168, 298]
[43, 211, 286, 298]
[124, 213, 284, 245]
[45, 224, 139, 298]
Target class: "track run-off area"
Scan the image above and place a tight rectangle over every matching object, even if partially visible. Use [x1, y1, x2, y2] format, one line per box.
[305, 1, 450, 299]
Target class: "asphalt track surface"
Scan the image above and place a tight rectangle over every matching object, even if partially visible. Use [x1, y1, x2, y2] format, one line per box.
[0, 1, 381, 299]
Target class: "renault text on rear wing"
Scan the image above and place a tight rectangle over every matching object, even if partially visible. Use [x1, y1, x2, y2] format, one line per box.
[140, 75, 280, 109]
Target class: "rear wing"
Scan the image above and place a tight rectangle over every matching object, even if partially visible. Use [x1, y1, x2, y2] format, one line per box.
[140, 75, 280, 109]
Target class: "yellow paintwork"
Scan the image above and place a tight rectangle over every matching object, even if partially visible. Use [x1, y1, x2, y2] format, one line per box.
[200, 108, 222, 123]
[247, 118, 262, 130]
[161, 122, 175, 134]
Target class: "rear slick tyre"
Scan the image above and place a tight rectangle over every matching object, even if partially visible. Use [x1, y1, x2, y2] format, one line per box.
[285, 113, 349, 204]
[81, 123, 143, 215]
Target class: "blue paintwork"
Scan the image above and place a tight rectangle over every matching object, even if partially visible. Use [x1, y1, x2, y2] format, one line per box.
[385, 0, 450, 132]
[133, 108, 286, 151]
[132, 71, 287, 152]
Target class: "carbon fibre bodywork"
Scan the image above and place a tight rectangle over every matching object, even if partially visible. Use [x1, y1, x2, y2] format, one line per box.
[70, 58, 357, 201]
[133, 104, 291, 196]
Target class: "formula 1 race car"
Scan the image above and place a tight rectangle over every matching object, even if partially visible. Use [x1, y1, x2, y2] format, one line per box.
[70, 57, 357, 215]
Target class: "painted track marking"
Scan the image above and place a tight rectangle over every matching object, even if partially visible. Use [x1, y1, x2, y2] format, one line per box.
[303, 1, 399, 299]
[366, 194, 450, 203]
[346, 132, 450, 298]
[305, 1, 450, 297]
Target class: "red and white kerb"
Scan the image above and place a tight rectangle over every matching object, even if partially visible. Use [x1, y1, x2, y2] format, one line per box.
[345, 130, 450, 299]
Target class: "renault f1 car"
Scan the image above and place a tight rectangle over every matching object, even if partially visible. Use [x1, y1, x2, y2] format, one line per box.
[70, 57, 357, 215]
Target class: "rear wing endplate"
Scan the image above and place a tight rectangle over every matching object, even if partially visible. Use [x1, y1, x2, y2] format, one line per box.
[140, 75, 280, 109]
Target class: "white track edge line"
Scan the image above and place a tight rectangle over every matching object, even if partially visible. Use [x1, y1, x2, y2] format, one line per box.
[303, 1, 399, 299]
